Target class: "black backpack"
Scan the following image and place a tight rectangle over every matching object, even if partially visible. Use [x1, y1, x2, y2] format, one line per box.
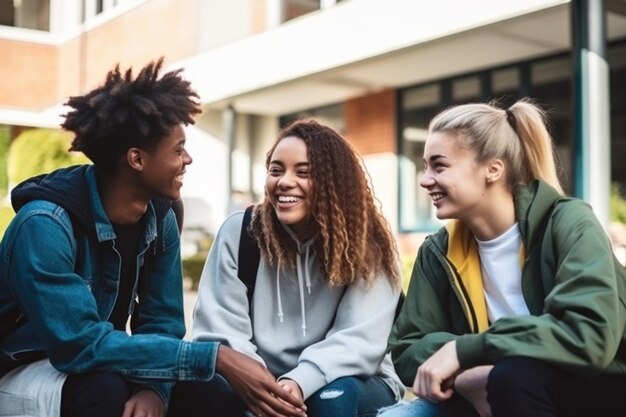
[236, 205, 405, 319]
[237, 206, 261, 308]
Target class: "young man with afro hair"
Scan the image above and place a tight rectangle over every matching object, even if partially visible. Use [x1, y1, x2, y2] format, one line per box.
[0, 58, 306, 417]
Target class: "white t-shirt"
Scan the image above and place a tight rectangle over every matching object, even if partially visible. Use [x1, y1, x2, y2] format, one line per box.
[476, 223, 530, 322]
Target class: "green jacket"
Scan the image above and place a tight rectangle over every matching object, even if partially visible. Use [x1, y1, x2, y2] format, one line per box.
[390, 180, 626, 386]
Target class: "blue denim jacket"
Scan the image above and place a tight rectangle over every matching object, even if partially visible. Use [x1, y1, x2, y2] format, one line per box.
[0, 165, 218, 405]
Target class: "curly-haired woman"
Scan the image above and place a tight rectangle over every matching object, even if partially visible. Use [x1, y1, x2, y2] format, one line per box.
[189, 118, 405, 417]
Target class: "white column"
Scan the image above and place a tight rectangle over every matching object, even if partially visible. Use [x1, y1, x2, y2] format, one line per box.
[84, 0, 98, 21]
[49, 0, 82, 34]
[266, 0, 283, 28]
[320, 0, 337, 10]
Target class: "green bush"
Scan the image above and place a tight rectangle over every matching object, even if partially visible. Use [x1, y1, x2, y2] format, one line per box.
[182, 254, 208, 291]
[0, 126, 10, 197]
[7, 128, 89, 188]
[0, 128, 90, 238]
[401, 255, 415, 294]
[611, 183, 626, 224]
[0, 205, 15, 241]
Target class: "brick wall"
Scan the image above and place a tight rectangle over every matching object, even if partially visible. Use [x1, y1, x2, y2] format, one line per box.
[0, 39, 58, 109]
[0, 0, 196, 110]
[344, 89, 396, 155]
[78, 0, 196, 92]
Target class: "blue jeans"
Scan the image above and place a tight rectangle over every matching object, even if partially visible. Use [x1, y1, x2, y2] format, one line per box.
[168, 374, 246, 417]
[306, 375, 396, 417]
[169, 374, 395, 417]
[378, 357, 626, 417]
[376, 395, 478, 417]
[487, 357, 626, 417]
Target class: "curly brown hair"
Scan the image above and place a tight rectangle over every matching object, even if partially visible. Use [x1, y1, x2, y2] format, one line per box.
[250, 118, 400, 288]
[62, 57, 202, 173]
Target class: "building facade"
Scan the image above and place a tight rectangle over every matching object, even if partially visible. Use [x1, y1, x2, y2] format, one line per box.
[1, 0, 625, 257]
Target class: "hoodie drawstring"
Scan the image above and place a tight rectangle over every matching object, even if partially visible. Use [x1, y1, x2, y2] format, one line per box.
[276, 259, 284, 323]
[295, 252, 307, 336]
[274, 230, 315, 337]
[304, 247, 311, 294]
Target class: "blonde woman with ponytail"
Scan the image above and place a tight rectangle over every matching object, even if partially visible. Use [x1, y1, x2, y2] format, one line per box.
[379, 99, 626, 417]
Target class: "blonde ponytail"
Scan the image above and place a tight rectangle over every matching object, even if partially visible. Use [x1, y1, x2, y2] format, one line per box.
[507, 100, 564, 194]
[428, 98, 564, 194]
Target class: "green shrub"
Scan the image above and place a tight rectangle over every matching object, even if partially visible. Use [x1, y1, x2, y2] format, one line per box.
[400, 255, 415, 294]
[0, 205, 15, 241]
[0, 128, 90, 238]
[611, 183, 626, 224]
[7, 128, 89, 188]
[0, 126, 10, 197]
[182, 254, 208, 291]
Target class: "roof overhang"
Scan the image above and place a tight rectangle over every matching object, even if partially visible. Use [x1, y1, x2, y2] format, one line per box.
[0, 106, 65, 128]
[174, 0, 626, 116]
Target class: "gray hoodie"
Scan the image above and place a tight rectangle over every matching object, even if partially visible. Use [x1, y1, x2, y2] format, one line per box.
[192, 211, 405, 400]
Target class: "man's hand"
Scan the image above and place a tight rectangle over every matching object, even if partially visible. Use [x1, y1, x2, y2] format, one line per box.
[121, 389, 164, 417]
[454, 366, 493, 417]
[217, 345, 307, 417]
[413, 340, 460, 402]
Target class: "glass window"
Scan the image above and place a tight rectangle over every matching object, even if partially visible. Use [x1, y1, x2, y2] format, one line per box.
[83, 0, 122, 21]
[0, 0, 49, 31]
[452, 76, 481, 103]
[492, 67, 519, 94]
[609, 42, 626, 191]
[398, 55, 575, 232]
[280, 103, 344, 133]
[399, 84, 442, 231]
[283, 0, 320, 22]
[530, 56, 572, 193]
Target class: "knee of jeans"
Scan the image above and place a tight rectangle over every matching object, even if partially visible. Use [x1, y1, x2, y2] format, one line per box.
[376, 400, 419, 417]
[319, 388, 345, 399]
[314, 377, 360, 400]
[307, 383, 356, 412]
[310, 386, 351, 407]
[79, 371, 130, 406]
[488, 357, 536, 397]
[100, 373, 129, 395]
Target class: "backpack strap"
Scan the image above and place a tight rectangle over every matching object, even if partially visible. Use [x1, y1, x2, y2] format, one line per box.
[237, 205, 261, 309]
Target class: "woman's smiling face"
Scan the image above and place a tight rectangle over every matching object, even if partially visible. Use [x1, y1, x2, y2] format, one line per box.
[265, 135, 315, 240]
[419, 131, 490, 222]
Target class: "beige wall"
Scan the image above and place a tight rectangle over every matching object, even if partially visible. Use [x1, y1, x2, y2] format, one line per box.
[79, 0, 196, 92]
[0, 0, 197, 110]
[0, 39, 58, 109]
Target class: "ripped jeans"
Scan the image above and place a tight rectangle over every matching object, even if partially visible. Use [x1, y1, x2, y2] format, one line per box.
[168, 374, 395, 417]
[306, 375, 396, 417]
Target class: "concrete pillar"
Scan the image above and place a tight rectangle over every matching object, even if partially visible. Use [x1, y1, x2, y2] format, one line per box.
[571, 0, 611, 228]
[223, 105, 236, 205]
